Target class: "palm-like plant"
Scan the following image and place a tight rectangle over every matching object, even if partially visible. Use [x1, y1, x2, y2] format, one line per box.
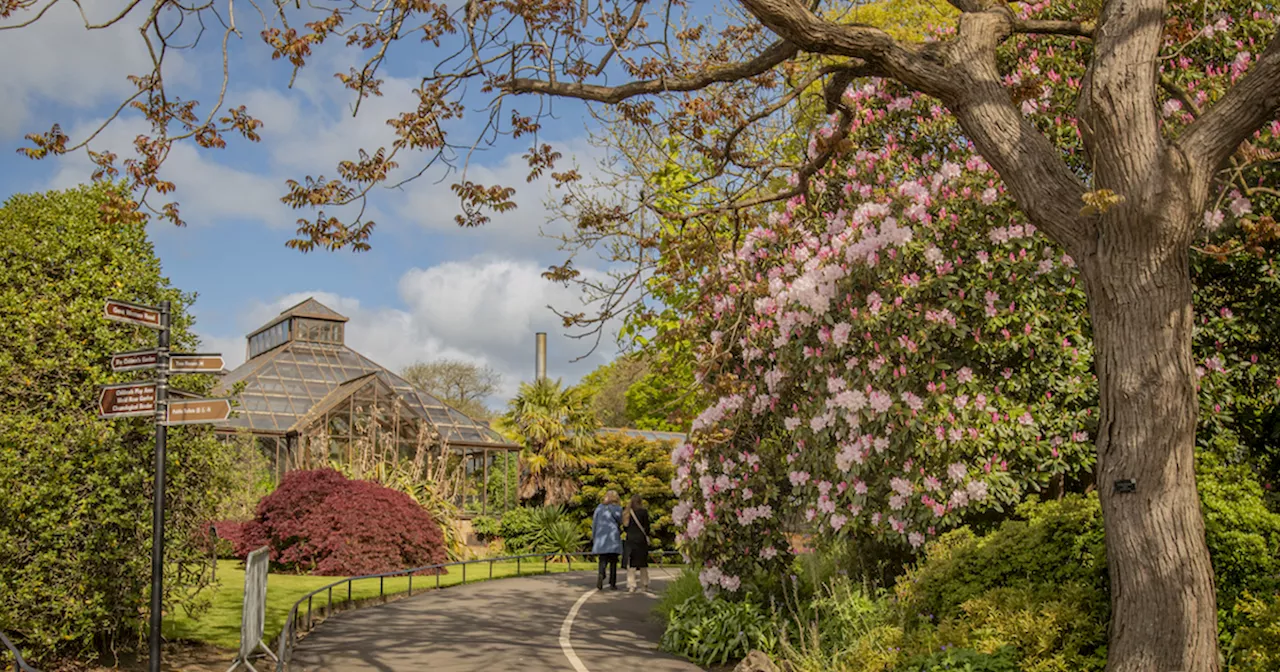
[498, 377, 599, 506]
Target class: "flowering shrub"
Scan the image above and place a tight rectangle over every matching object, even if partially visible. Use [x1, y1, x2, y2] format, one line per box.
[210, 520, 248, 559]
[237, 469, 447, 576]
[669, 0, 1280, 596]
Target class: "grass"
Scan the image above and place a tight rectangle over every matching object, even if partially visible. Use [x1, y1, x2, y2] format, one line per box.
[165, 557, 579, 649]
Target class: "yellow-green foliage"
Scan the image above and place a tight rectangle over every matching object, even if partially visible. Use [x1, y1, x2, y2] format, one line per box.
[923, 585, 1108, 672]
[777, 578, 905, 672]
[1230, 592, 1280, 672]
[833, 0, 958, 41]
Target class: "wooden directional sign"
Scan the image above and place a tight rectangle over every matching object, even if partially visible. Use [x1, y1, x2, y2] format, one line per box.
[111, 349, 160, 372]
[98, 382, 157, 419]
[169, 354, 225, 374]
[104, 299, 163, 329]
[165, 398, 232, 425]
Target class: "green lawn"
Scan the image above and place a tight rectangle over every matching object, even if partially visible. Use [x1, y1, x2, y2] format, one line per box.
[165, 558, 580, 649]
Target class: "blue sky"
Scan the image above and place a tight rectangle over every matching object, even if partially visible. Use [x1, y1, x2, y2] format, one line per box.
[0, 0, 630, 405]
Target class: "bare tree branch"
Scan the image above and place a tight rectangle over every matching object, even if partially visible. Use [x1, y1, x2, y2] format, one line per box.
[1180, 31, 1280, 185]
[505, 38, 799, 103]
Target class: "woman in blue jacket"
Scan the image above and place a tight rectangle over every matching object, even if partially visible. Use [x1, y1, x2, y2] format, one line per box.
[591, 490, 623, 590]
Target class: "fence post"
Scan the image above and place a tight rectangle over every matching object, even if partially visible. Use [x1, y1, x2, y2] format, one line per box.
[489, 560, 494, 579]
[328, 586, 333, 617]
[409, 574, 413, 597]
[380, 576, 384, 601]
[348, 580, 352, 605]
[462, 563, 467, 584]
[517, 555, 521, 577]
[307, 595, 313, 631]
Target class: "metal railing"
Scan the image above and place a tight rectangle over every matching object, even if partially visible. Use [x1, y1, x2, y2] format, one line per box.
[273, 549, 684, 671]
[1, 630, 38, 672]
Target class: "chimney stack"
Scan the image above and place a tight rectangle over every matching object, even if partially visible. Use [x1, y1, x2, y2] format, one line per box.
[535, 332, 547, 381]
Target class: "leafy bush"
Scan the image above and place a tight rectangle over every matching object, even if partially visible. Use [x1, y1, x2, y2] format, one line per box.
[776, 577, 903, 672]
[895, 495, 1108, 627]
[660, 595, 777, 667]
[495, 505, 582, 555]
[655, 568, 703, 623]
[891, 496, 1108, 671]
[896, 646, 1019, 672]
[471, 515, 501, 541]
[0, 184, 231, 663]
[545, 519, 587, 556]
[1230, 591, 1280, 672]
[238, 469, 447, 575]
[1197, 448, 1280, 645]
[497, 506, 543, 553]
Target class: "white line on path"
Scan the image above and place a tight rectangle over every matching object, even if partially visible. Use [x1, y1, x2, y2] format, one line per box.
[560, 588, 597, 672]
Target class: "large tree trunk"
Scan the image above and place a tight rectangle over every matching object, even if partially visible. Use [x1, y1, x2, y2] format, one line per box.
[1080, 209, 1219, 672]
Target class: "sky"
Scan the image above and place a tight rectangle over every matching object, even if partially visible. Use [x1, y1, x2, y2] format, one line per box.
[0, 0, 632, 407]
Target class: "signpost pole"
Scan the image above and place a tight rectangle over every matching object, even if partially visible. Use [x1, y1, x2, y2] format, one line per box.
[148, 300, 170, 672]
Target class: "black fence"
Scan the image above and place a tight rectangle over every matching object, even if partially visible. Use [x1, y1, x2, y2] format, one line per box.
[1, 630, 38, 672]
[272, 549, 686, 671]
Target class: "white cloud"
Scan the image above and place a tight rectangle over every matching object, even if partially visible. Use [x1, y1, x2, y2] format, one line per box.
[200, 256, 621, 406]
[0, 0, 192, 139]
[396, 138, 606, 246]
[43, 115, 292, 227]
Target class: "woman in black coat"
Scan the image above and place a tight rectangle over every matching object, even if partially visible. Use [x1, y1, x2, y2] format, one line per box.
[622, 494, 651, 593]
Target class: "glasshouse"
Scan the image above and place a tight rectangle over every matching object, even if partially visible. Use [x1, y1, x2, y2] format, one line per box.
[215, 298, 520, 514]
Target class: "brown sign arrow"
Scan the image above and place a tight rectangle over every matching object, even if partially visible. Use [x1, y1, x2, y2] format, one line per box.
[165, 398, 232, 425]
[98, 382, 157, 419]
[111, 349, 160, 372]
[104, 299, 162, 329]
[169, 354, 225, 374]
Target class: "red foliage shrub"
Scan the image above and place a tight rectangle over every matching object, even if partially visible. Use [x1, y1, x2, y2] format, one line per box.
[209, 520, 249, 559]
[236, 469, 447, 576]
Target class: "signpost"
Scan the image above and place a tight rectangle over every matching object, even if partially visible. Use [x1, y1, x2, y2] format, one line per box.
[98, 299, 231, 672]
[168, 353, 226, 374]
[110, 349, 160, 373]
[104, 298, 163, 329]
[97, 382, 157, 418]
[166, 398, 232, 425]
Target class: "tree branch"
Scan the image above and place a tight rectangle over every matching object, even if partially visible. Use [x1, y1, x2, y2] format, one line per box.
[1179, 31, 1280, 183]
[1012, 18, 1094, 37]
[1077, 0, 1166, 201]
[735, 0, 952, 95]
[504, 39, 799, 103]
[945, 11, 1093, 255]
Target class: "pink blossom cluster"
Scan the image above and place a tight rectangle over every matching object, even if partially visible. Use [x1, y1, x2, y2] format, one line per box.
[666, 0, 1276, 587]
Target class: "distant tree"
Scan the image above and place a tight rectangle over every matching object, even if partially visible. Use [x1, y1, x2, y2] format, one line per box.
[579, 355, 650, 427]
[568, 432, 680, 548]
[402, 359, 501, 420]
[624, 367, 700, 433]
[498, 378, 599, 506]
[0, 183, 231, 663]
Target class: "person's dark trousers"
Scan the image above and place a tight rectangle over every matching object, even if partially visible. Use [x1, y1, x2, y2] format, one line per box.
[597, 553, 619, 589]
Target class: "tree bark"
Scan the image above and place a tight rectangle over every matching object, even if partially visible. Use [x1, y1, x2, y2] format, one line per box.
[1080, 197, 1219, 672]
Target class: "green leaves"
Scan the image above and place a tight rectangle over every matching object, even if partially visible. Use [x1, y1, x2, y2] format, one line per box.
[0, 183, 228, 662]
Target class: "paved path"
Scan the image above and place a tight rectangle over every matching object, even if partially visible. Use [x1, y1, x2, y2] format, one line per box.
[288, 568, 702, 672]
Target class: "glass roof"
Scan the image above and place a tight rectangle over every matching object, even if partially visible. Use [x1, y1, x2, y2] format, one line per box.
[216, 340, 514, 448]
